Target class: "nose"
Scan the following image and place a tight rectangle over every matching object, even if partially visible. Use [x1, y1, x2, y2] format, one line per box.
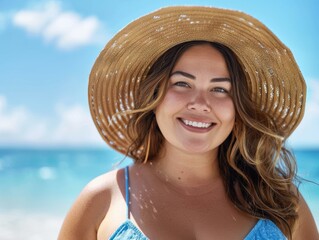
[187, 92, 212, 113]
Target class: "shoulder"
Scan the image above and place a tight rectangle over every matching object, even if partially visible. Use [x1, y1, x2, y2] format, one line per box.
[82, 167, 124, 197]
[58, 168, 125, 240]
[293, 189, 319, 239]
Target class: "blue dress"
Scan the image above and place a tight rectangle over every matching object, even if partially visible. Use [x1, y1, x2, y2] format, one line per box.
[109, 167, 286, 240]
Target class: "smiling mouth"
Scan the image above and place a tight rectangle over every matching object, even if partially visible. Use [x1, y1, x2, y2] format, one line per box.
[180, 118, 214, 129]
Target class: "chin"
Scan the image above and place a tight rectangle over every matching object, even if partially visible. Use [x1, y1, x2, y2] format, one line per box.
[179, 143, 218, 155]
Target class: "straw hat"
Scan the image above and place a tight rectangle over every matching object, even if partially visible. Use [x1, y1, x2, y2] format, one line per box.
[89, 6, 306, 155]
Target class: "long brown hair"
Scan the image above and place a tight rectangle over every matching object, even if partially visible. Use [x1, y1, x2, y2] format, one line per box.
[126, 41, 298, 238]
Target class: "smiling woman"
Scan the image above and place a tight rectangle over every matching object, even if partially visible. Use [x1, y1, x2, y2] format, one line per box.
[58, 6, 318, 240]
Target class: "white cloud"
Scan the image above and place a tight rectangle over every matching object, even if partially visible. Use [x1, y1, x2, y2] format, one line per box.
[51, 104, 102, 145]
[11, 1, 105, 49]
[0, 96, 42, 139]
[12, 2, 60, 34]
[0, 95, 104, 147]
[289, 79, 319, 148]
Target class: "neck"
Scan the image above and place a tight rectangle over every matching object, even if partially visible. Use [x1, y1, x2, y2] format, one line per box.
[150, 142, 221, 195]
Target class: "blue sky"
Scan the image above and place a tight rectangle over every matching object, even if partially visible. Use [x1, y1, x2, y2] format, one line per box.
[0, 0, 318, 148]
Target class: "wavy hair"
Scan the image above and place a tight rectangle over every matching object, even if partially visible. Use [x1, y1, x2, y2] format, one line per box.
[126, 41, 299, 238]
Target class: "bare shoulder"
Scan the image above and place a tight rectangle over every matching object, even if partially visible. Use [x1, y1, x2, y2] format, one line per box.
[58, 168, 124, 240]
[293, 189, 319, 239]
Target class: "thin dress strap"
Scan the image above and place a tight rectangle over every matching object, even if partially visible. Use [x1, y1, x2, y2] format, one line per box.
[124, 166, 130, 219]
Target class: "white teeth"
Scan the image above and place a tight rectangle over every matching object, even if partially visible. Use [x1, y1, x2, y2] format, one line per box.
[182, 119, 212, 128]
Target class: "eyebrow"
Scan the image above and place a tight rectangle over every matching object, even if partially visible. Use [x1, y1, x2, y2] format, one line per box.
[170, 70, 231, 82]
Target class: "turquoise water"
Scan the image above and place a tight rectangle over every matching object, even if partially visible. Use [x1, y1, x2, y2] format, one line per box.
[0, 148, 318, 239]
[0, 148, 130, 214]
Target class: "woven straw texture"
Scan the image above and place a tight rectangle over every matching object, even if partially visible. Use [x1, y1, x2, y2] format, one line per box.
[89, 6, 306, 155]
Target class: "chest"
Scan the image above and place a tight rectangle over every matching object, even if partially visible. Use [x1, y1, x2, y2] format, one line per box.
[125, 186, 256, 240]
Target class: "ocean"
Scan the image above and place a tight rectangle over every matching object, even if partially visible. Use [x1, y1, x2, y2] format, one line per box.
[0, 148, 318, 240]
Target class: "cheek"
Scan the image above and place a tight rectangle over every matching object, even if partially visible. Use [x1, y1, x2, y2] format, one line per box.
[214, 98, 235, 122]
[157, 90, 186, 110]
[155, 91, 187, 132]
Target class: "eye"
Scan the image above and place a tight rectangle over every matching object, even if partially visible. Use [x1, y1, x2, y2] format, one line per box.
[174, 81, 190, 88]
[211, 87, 229, 94]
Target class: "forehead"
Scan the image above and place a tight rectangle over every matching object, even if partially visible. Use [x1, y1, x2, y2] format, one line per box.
[172, 44, 229, 76]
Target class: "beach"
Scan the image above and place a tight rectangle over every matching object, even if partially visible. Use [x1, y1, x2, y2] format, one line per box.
[0, 210, 62, 240]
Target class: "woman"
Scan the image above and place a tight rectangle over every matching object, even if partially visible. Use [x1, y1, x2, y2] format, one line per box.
[58, 6, 318, 239]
